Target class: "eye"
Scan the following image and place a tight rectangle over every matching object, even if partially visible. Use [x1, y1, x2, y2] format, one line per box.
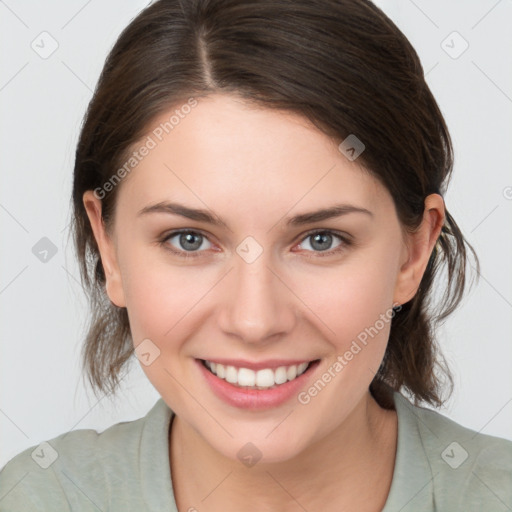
[295, 229, 352, 257]
[158, 228, 352, 259]
[159, 230, 213, 258]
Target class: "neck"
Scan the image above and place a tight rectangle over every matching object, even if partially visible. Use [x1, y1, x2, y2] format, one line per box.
[169, 390, 398, 512]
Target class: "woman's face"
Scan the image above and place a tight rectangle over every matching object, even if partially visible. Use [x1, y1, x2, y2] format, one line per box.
[85, 93, 429, 463]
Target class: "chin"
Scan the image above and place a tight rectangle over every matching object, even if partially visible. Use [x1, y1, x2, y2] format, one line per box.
[208, 432, 311, 467]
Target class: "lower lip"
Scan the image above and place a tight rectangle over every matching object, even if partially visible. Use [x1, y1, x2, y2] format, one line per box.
[195, 359, 321, 410]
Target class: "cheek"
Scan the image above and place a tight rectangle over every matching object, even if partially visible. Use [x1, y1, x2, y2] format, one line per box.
[298, 251, 396, 335]
[120, 254, 206, 406]
[290, 256, 397, 427]
[120, 249, 223, 367]
[119, 248, 194, 343]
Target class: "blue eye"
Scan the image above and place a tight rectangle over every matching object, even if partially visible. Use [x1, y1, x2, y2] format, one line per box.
[158, 229, 352, 259]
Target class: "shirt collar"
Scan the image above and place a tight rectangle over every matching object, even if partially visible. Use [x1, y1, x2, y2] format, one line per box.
[139, 398, 177, 512]
[140, 391, 437, 512]
[381, 391, 436, 512]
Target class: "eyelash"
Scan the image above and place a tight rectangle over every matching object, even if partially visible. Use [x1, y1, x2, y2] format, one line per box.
[158, 229, 353, 259]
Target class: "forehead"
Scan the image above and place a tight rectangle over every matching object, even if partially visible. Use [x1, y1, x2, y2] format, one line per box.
[116, 94, 387, 218]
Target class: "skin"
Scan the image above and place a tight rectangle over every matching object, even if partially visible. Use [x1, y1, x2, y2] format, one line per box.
[83, 93, 445, 511]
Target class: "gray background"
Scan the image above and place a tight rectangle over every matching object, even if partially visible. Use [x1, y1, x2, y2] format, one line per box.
[1, 0, 511, 468]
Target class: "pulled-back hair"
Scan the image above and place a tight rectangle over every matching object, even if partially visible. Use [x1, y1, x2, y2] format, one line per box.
[70, 0, 479, 407]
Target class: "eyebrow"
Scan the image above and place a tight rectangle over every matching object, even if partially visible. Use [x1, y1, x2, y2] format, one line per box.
[137, 201, 373, 228]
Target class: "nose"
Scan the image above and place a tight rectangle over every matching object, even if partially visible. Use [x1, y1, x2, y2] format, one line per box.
[217, 249, 297, 345]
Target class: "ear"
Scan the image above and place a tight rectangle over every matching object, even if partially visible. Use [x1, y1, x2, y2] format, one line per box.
[82, 190, 126, 308]
[393, 193, 445, 307]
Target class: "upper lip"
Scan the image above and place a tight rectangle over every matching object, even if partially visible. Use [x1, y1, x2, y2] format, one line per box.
[199, 358, 318, 371]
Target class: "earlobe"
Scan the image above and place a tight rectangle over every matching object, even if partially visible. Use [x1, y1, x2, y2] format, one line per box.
[82, 191, 126, 308]
[393, 194, 445, 306]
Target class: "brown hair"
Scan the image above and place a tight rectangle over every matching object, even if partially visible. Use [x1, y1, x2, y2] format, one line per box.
[70, 0, 479, 408]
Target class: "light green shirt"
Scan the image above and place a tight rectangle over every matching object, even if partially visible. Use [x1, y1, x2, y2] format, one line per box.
[1, 391, 511, 511]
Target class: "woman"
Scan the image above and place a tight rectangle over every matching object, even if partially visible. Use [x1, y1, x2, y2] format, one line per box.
[1, 0, 511, 510]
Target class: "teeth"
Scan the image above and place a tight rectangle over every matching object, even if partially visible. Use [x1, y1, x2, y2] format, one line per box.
[203, 360, 312, 389]
[216, 363, 226, 379]
[238, 368, 256, 387]
[256, 369, 274, 387]
[287, 365, 297, 381]
[225, 365, 237, 384]
[274, 366, 288, 385]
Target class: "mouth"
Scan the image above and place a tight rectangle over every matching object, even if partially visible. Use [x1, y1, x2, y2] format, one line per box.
[198, 358, 321, 390]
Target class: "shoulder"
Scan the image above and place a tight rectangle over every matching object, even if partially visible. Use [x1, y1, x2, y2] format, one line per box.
[0, 399, 173, 511]
[393, 392, 512, 510]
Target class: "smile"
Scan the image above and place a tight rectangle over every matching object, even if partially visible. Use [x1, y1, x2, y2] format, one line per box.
[201, 359, 317, 390]
[196, 358, 322, 409]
